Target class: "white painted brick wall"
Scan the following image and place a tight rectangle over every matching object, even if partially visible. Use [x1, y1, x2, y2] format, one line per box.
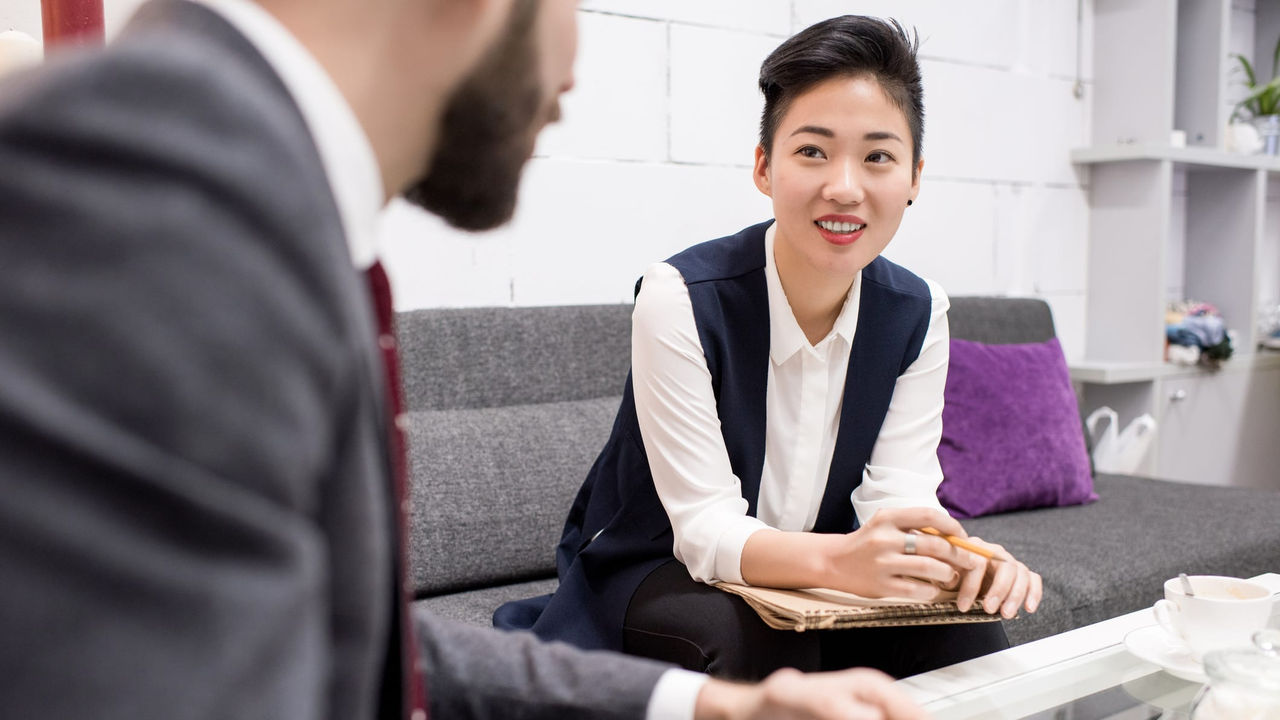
[883, 180, 999, 295]
[505, 158, 772, 306]
[0, 2, 41, 38]
[1015, 187, 1091, 298]
[103, 0, 144, 35]
[382, 1, 1099, 358]
[922, 60, 1089, 186]
[534, 11, 668, 162]
[3, 0, 1116, 358]
[794, 0, 1023, 69]
[579, 0, 790, 36]
[669, 23, 778, 166]
[1025, 0, 1094, 80]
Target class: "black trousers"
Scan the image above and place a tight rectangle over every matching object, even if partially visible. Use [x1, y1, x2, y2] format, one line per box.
[622, 559, 1010, 682]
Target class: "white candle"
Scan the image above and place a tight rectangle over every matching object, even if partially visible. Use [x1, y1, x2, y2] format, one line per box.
[0, 31, 43, 77]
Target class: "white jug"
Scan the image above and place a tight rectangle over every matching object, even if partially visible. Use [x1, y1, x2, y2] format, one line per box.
[1085, 406, 1119, 470]
[1087, 407, 1157, 474]
[1109, 414, 1157, 473]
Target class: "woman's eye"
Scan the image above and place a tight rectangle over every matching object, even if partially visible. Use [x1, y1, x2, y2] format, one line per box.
[866, 151, 894, 164]
[796, 145, 826, 159]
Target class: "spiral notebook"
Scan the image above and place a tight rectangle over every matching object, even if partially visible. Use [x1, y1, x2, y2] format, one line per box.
[714, 582, 1004, 632]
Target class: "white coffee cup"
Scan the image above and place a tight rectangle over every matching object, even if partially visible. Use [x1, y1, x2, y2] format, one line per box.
[1153, 576, 1274, 659]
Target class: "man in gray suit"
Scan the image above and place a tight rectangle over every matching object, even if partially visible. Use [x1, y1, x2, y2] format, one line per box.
[0, 0, 926, 718]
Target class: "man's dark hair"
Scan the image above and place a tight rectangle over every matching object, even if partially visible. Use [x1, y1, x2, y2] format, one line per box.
[758, 16, 923, 169]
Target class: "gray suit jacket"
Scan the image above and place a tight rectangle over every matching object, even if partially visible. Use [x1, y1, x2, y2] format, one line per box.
[0, 1, 668, 718]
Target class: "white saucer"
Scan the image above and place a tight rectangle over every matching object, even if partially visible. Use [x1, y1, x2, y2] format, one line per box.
[1123, 624, 1207, 683]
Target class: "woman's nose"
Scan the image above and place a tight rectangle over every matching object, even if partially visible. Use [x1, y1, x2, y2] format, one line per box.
[822, 160, 864, 205]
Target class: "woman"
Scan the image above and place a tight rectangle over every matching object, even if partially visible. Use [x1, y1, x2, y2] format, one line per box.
[495, 15, 1041, 680]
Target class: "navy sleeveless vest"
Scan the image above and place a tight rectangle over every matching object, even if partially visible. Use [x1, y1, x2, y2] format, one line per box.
[493, 219, 934, 652]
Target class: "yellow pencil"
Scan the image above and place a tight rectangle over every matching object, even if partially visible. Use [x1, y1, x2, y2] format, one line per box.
[919, 526, 998, 560]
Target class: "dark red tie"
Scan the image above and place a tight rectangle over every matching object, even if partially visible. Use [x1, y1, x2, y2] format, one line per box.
[366, 261, 427, 720]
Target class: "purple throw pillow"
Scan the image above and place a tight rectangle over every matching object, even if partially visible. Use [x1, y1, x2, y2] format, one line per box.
[936, 337, 1097, 518]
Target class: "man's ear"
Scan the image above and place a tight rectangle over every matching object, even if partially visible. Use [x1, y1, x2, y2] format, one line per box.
[752, 145, 772, 197]
[420, 0, 515, 81]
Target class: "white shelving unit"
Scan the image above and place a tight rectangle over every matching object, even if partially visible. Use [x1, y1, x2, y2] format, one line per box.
[1071, 0, 1280, 489]
[1070, 143, 1280, 170]
[1069, 352, 1280, 385]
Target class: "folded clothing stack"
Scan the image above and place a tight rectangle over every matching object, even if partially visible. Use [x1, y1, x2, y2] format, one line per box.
[1165, 301, 1232, 364]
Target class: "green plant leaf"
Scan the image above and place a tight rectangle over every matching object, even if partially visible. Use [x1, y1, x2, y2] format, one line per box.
[1237, 53, 1259, 88]
[1273, 33, 1280, 79]
[1232, 38, 1280, 119]
[1237, 76, 1280, 117]
[1267, 85, 1280, 115]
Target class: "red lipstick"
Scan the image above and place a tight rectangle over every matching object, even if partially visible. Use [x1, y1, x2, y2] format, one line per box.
[814, 214, 866, 246]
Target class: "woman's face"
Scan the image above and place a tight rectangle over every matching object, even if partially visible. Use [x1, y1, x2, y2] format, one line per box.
[754, 75, 922, 284]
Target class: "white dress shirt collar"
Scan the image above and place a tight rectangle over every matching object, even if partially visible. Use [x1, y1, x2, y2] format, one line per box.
[763, 222, 862, 364]
[186, 0, 384, 270]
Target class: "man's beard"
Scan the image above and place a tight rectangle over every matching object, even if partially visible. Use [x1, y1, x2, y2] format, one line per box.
[404, 0, 546, 231]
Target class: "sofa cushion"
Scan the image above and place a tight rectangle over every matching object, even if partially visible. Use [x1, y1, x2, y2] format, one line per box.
[396, 304, 633, 411]
[414, 578, 560, 628]
[406, 396, 619, 597]
[937, 337, 1097, 518]
[963, 474, 1280, 645]
[947, 297, 1056, 345]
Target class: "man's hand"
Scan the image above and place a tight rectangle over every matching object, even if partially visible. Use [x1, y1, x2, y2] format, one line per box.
[695, 668, 929, 720]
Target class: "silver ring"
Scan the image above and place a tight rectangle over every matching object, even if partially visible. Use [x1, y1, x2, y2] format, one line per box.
[904, 533, 917, 555]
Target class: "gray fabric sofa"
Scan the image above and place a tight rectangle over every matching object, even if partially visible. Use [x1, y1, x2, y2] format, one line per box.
[404, 298, 1280, 646]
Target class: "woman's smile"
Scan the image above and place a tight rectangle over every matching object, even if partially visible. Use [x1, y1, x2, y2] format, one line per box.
[815, 214, 866, 245]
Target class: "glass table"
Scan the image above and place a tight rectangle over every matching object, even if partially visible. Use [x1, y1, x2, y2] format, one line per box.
[897, 573, 1280, 719]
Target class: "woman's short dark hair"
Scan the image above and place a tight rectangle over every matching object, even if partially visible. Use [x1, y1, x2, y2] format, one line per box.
[758, 16, 923, 168]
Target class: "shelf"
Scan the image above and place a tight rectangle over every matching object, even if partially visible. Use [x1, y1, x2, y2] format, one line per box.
[1075, 0, 1280, 488]
[1069, 352, 1280, 385]
[1070, 144, 1280, 171]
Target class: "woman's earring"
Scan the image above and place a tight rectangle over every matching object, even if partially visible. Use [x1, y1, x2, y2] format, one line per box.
[907, 199, 914, 207]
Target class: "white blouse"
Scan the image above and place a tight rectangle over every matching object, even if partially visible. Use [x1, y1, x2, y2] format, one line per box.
[631, 223, 950, 586]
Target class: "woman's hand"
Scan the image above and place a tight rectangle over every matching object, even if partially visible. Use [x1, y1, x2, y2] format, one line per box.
[950, 536, 1042, 618]
[739, 507, 1042, 619]
[821, 507, 978, 601]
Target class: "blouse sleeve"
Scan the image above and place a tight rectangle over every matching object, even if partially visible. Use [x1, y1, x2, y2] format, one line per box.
[631, 262, 771, 585]
[851, 278, 951, 525]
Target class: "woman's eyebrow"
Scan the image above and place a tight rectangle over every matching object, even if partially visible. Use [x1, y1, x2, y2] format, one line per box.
[788, 125, 835, 138]
[787, 126, 904, 144]
[863, 131, 904, 143]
